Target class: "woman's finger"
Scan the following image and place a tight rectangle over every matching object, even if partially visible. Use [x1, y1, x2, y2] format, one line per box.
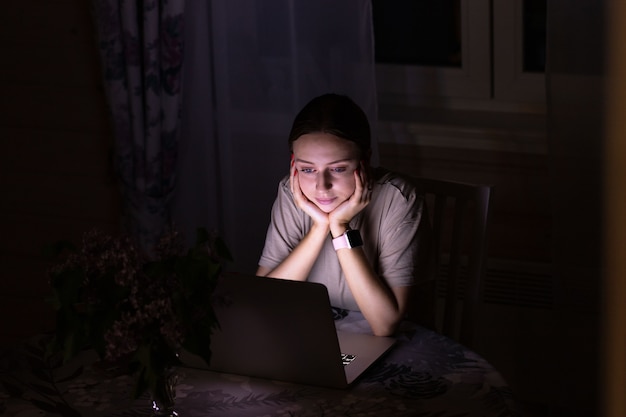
[291, 168, 302, 201]
[353, 168, 369, 204]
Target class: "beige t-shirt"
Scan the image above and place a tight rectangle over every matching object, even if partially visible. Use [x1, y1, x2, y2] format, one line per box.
[258, 168, 425, 311]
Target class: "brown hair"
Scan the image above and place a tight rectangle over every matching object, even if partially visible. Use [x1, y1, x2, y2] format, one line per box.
[288, 93, 371, 158]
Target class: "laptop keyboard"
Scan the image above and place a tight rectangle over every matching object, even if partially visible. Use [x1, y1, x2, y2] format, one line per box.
[341, 353, 356, 366]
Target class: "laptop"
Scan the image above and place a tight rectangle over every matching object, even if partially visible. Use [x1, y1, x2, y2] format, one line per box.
[181, 274, 396, 389]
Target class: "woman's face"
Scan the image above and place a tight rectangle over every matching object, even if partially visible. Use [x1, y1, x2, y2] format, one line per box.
[292, 132, 361, 213]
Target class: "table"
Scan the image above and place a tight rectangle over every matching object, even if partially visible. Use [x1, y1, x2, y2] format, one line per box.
[0, 310, 521, 417]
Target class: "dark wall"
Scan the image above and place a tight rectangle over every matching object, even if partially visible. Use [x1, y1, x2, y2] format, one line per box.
[0, 0, 121, 346]
[547, 0, 605, 415]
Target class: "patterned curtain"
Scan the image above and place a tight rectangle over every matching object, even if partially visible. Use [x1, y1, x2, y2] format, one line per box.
[92, 0, 185, 253]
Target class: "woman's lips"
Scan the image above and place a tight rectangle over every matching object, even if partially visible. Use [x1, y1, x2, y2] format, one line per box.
[315, 197, 336, 206]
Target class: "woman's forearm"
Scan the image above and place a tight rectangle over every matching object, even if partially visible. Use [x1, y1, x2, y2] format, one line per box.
[258, 223, 329, 281]
[336, 247, 410, 336]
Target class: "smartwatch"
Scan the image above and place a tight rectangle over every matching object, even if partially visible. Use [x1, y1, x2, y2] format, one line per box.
[332, 229, 363, 250]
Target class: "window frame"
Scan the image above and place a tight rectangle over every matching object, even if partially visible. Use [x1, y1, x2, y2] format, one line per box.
[493, 0, 546, 103]
[375, 0, 546, 110]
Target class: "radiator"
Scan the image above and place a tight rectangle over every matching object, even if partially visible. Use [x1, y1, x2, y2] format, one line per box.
[436, 259, 554, 309]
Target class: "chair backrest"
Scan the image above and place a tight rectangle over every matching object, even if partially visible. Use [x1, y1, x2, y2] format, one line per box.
[408, 176, 493, 348]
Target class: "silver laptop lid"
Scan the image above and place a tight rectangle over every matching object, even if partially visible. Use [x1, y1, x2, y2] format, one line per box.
[205, 275, 348, 387]
[182, 274, 396, 389]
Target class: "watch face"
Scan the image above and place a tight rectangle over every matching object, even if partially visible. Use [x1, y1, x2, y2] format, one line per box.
[346, 230, 363, 247]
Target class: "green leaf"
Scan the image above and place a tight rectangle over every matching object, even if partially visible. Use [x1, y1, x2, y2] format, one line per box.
[42, 240, 76, 260]
[133, 371, 150, 400]
[51, 269, 83, 307]
[195, 227, 210, 246]
[214, 236, 234, 262]
[132, 347, 152, 399]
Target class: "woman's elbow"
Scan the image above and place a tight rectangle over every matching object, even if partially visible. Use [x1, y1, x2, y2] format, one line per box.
[371, 317, 402, 337]
[256, 265, 271, 277]
[372, 328, 395, 337]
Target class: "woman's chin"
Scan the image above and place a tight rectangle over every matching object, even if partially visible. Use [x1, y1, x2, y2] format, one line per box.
[316, 205, 335, 213]
[314, 202, 338, 213]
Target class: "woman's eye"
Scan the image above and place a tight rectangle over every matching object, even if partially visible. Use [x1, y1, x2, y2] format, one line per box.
[300, 168, 315, 174]
[331, 167, 347, 173]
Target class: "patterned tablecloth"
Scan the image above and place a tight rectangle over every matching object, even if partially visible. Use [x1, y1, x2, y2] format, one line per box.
[0, 311, 521, 417]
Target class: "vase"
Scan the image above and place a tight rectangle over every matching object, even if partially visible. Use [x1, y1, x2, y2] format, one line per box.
[151, 368, 179, 417]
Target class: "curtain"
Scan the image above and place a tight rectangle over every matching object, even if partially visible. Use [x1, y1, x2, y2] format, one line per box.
[92, 0, 186, 253]
[92, 0, 377, 269]
[173, 0, 378, 272]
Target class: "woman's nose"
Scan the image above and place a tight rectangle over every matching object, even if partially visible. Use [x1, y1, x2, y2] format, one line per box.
[316, 172, 332, 190]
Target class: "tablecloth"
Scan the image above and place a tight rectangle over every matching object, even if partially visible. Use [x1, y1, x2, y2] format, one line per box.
[0, 310, 521, 417]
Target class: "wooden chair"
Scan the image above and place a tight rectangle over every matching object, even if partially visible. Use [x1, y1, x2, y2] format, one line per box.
[408, 176, 493, 348]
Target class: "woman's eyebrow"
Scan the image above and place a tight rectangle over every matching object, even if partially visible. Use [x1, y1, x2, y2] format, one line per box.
[295, 158, 353, 165]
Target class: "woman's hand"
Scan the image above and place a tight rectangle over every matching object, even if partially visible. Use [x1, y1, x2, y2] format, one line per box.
[328, 163, 371, 234]
[290, 160, 330, 228]
[289, 158, 371, 235]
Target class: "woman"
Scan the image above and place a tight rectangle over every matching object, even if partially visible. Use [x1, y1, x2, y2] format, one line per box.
[257, 94, 425, 336]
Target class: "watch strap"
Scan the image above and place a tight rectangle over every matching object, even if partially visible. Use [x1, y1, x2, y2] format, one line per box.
[332, 229, 363, 250]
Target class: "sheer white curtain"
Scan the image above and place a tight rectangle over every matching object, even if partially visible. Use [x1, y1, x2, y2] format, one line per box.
[174, 0, 378, 272]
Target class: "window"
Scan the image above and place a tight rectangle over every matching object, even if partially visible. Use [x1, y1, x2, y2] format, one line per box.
[493, 0, 546, 102]
[372, 0, 547, 107]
